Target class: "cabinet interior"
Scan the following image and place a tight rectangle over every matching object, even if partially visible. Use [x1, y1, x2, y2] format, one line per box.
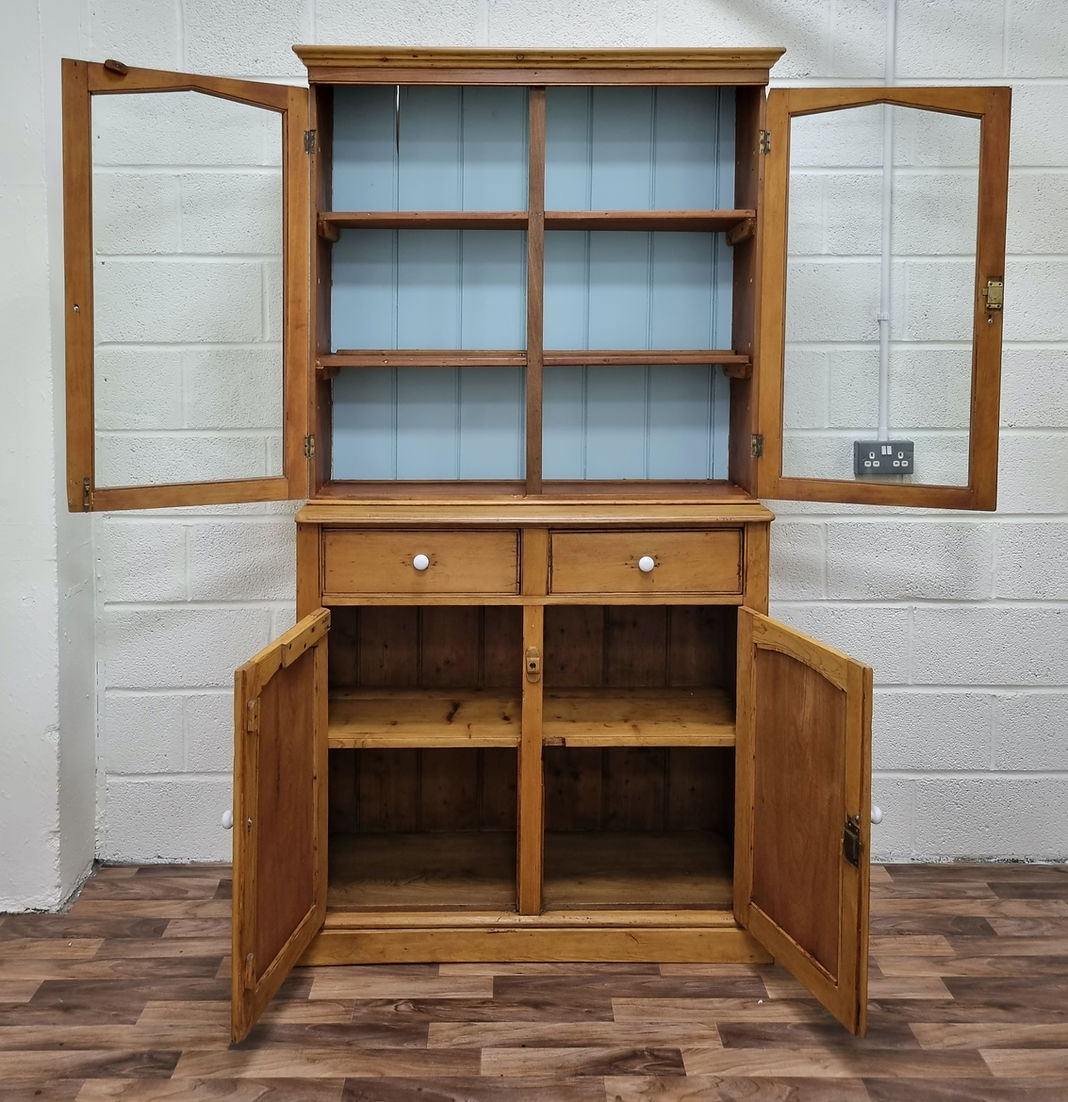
[313, 80, 761, 494]
[324, 604, 737, 913]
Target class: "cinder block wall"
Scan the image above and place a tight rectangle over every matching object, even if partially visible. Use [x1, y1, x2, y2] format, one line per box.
[52, 0, 1068, 863]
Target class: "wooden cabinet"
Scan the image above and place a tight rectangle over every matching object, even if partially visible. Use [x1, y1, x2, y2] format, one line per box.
[61, 47, 1011, 1043]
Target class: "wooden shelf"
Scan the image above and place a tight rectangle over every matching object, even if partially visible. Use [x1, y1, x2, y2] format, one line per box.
[543, 688, 735, 747]
[320, 350, 526, 374]
[319, 211, 528, 238]
[320, 350, 749, 375]
[329, 689, 521, 749]
[319, 209, 756, 239]
[328, 831, 516, 911]
[543, 350, 750, 370]
[544, 209, 755, 233]
[542, 831, 732, 910]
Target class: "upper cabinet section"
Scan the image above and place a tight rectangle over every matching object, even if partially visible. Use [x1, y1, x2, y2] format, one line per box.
[758, 87, 1010, 510]
[62, 61, 309, 511]
[301, 48, 780, 495]
[62, 50, 1011, 510]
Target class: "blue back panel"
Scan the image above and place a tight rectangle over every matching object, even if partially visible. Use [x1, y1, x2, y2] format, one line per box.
[333, 368, 526, 480]
[329, 83, 737, 483]
[332, 229, 527, 350]
[543, 365, 730, 480]
[545, 86, 735, 210]
[543, 231, 733, 350]
[332, 86, 528, 211]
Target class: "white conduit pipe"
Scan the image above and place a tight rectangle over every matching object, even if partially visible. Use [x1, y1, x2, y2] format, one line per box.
[878, 0, 898, 442]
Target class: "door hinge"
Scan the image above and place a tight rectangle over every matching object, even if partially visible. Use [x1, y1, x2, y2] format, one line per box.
[525, 646, 542, 683]
[751, 433, 764, 459]
[304, 129, 316, 154]
[759, 129, 771, 154]
[843, 817, 863, 868]
[82, 478, 92, 511]
[982, 278, 1004, 311]
[245, 697, 260, 736]
[303, 433, 316, 459]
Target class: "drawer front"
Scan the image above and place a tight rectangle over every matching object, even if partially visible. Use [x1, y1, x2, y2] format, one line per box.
[550, 529, 743, 595]
[323, 530, 519, 596]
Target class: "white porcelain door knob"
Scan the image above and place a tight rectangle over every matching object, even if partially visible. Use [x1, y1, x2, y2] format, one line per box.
[412, 553, 430, 572]
[638, 555, 656, 573]
[221, 809, 234, 830]
[871, 804, 884, 825]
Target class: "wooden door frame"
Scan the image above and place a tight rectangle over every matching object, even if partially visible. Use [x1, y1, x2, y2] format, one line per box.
[62, 60, 310, 511]
[757, 85, 1011, 510]
[231, 608, 330, 1043]
[735, 607, 872, 1034]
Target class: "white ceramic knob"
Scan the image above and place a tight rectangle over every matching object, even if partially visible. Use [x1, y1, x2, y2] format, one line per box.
[221, 809, 234, 830]
[871, 804, 883, 825]
[412, 553, 430, 572]
[638, 555, 656, 573]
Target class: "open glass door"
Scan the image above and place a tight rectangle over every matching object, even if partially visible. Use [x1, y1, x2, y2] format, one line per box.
[62, 60, 310, 511]
[232, 609, 329, 1043]
[735, 608, 872, 1035]
[758, 87, 1010, 509]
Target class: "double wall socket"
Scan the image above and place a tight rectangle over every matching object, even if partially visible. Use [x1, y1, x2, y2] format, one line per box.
[853, 440, 914, 476]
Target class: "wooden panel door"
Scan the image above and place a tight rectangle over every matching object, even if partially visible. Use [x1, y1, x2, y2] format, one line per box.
[232, 609, 330, 1043]
[758, 86, 1010, 509]
[735, 608, 872, 1034]
[62, 60, 310, 511]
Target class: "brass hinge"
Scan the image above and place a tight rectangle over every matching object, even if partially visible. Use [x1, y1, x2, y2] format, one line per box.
[304, 129, 316, 154]
[245, 697, 260, 736]
[843, 817, 862, 868]
[751, 433, 764, 459]
[982, 278, 1004, 311]
[82, 478, 92, 511]
[525, 646, 542, 683]
[759, 129, 771, 154]
[304, 433, 316, 459]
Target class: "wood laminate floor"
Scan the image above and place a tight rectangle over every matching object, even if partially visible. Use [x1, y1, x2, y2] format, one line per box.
[1, 862, 1066, 1100]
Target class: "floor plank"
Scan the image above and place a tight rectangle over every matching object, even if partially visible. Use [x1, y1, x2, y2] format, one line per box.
[0, 859, 1063, 1100]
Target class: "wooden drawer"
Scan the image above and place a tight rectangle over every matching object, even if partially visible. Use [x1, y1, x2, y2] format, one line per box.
[323, 530, 519, 596]
[549, 529, 743, 595]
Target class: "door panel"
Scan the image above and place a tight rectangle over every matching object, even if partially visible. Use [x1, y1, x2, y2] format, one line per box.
[62, 60, 310, 511]
[232, 609, 329, 1043]
[735, 607, 872, 1034]
[758, 86, 1010, 509]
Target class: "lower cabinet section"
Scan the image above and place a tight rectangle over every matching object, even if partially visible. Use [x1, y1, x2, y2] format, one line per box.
[232, 510, 872, 1041]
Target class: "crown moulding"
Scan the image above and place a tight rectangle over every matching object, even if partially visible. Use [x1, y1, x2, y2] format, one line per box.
[293, 45, 786, 73]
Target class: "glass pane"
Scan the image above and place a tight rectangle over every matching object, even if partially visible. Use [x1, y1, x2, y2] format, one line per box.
[92, 91, 283, 488]
[781, 104, 980, 486]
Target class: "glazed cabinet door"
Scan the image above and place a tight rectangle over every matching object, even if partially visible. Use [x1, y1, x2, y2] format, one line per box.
[735, 607, 872, 1035]
[62, 60, 310, 511]
[232, 609, 330, 1043]
[758, 86, 1010, 509]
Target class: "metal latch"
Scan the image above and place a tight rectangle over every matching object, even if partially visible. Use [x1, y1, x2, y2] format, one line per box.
[525, 647, 542, 683]
[843, 817, 862, 868]
[982, 279, 1004, 311]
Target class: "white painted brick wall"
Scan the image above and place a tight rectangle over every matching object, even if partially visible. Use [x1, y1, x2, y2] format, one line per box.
[62, 0, 1068, 865]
